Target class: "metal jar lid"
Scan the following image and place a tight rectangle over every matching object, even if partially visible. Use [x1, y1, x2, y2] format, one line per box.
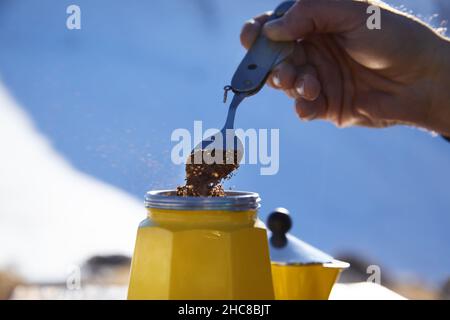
[145, 190, 261, 211]
[267, 208, 348, 267]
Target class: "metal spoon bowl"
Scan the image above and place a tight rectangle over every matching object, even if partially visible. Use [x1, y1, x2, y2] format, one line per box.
[191, 93, 245, 166]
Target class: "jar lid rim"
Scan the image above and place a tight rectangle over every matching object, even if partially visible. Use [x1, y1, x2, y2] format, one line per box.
[145, 190, 260, 211]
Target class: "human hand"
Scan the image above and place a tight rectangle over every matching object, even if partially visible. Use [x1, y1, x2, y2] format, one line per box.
[240, 0, 450, 136]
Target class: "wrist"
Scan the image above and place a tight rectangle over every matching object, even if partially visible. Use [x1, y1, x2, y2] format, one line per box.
[427, 36, 450, 136]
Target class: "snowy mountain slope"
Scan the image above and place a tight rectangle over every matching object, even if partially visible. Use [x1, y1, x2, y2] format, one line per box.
[0, 84, 142, 281]
[0, 0, 449, 284]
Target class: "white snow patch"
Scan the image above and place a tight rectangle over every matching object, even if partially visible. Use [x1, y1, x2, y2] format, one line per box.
[0, 83, 143, 282]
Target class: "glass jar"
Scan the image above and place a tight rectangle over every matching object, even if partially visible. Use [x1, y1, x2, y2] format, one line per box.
[127, 190, 274, 300]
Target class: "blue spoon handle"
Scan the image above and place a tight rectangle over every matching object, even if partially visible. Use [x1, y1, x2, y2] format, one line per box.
[222, 93, 245, 132]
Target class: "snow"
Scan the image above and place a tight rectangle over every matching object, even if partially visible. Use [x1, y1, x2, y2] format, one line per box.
[0, 84, 142, 281]
[10, 282, 406, 300]
[330, 282, 406, 300]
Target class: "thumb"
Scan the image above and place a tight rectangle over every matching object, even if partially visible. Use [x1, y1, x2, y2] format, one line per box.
[263, 0, 369, 41]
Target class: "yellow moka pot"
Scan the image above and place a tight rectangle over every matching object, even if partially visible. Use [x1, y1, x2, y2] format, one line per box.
[127, 190, 274, 299]
[267, 208, 349, 300]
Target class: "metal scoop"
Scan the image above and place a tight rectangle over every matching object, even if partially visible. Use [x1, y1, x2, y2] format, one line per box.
[191, 1, 296, 166]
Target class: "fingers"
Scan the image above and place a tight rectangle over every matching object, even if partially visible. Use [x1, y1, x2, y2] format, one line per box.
[294, 73, 321, 101]
[267, 62, 325, 122]
[268, 62, 297, 89]
[263, 0, 367, 41]
[267, 42, 308, 89]
[303, 38, 343, 125]
[240, 12, 272, 49]
[269, 63, 321, 102]
[295, 94, 328, 121]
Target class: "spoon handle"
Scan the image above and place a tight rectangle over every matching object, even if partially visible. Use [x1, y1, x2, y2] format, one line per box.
[222, 93, 246, 131]
[229, 1, 295, 96]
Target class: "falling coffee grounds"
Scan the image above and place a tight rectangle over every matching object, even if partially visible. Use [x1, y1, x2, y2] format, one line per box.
[176, 149, 239, 197]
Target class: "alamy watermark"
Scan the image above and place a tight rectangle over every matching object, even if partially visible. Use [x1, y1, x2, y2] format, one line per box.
[66, 4, 81, 30]
[367, 5, 381, 30]
[367, 264, 381, 284]
[66, 264, 82, 290]
[171, 121, 280, 176]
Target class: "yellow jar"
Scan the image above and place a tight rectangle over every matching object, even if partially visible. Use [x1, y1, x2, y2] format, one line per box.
[127, 190, 274, 300]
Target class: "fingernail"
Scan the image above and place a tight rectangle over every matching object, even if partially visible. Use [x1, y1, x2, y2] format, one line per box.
[304, 109, 318, 121]
[296, 80, 305, 97]
[273, 73, 281, 87]
[295, 100, 318, 121]
[263, 20, 282, 37]
[298, 108, 318, 122]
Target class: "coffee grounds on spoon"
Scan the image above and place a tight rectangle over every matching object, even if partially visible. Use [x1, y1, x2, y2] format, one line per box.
[176, 149, 239, 197]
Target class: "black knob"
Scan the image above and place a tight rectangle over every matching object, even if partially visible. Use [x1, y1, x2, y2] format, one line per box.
[267, 207, 292, 248]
